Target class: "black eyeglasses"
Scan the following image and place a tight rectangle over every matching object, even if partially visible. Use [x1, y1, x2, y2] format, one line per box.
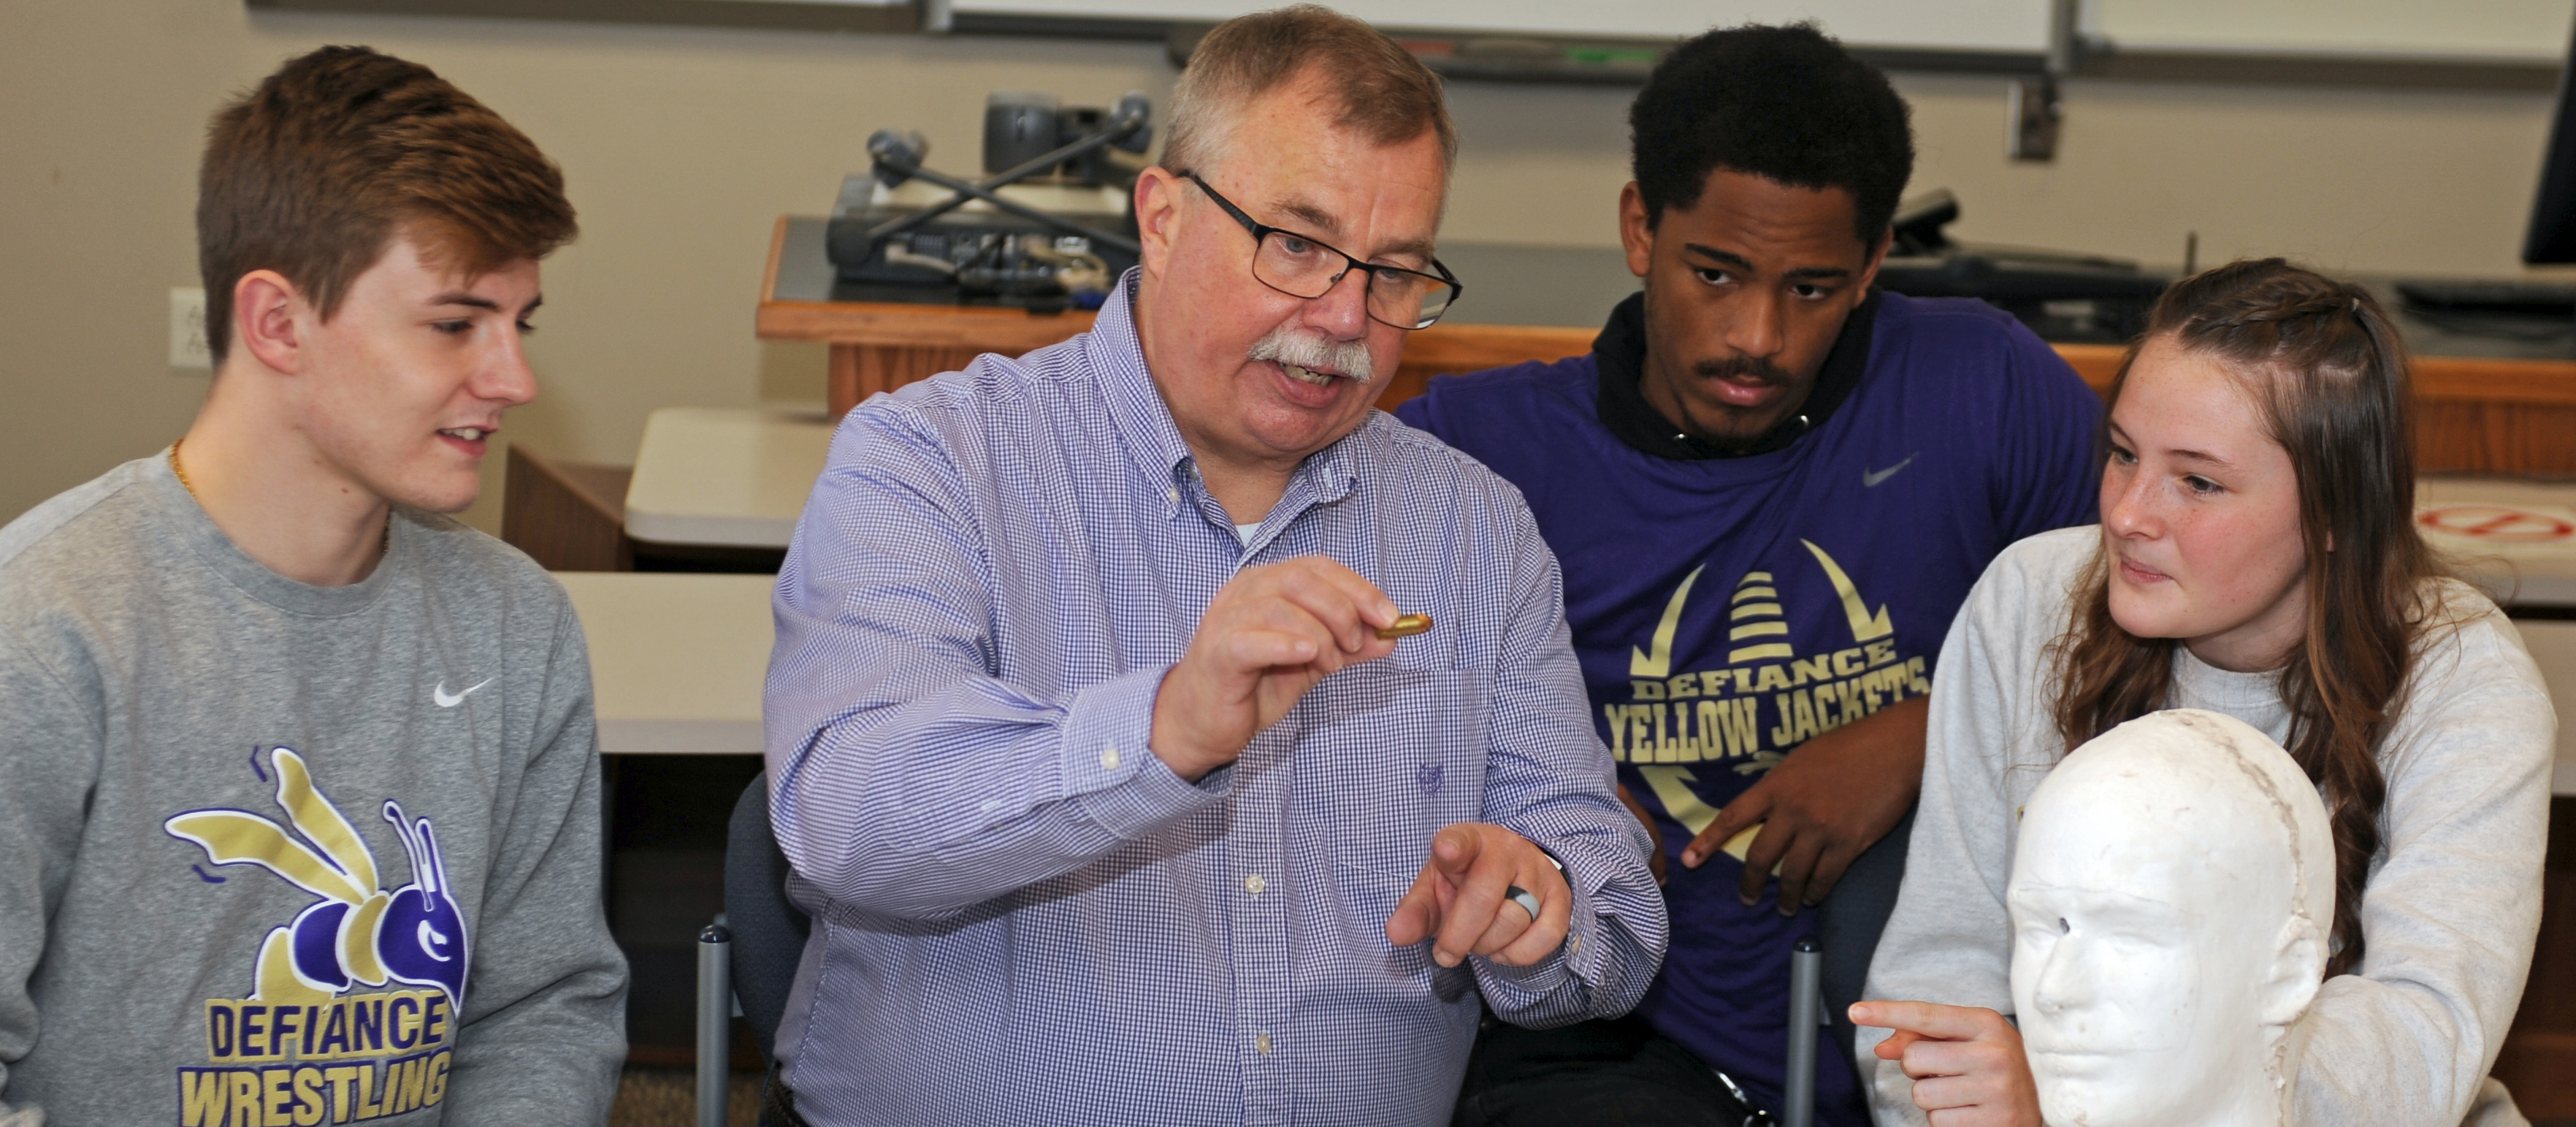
[1180, 171, 1463, 331]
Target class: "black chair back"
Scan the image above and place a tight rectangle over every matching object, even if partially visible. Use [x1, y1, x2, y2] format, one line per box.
[725, 771, 813, 1065]
[1813, 801, 1916, 1076]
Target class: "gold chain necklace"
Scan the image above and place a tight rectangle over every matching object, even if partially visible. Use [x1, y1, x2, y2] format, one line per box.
[170, 436, 389, 557]
[169, 437, 196, 497]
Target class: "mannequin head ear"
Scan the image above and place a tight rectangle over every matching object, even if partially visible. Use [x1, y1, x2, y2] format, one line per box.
[2257, 915, 2329, 1026]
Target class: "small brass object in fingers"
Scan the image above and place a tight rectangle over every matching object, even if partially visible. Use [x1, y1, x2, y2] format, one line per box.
[1375, 613, 1432, 640]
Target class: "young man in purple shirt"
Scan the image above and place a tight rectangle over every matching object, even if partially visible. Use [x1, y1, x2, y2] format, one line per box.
[1398, 24, 2102, 1127]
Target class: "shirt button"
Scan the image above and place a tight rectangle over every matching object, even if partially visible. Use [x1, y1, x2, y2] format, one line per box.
[1244, 874, 1267, 895]
[1255, 1032, 1273, 1055]
[1100, 746, 1121, 770]
[1165, 487, 1180, 503]
[1569, 934, 1582, 957]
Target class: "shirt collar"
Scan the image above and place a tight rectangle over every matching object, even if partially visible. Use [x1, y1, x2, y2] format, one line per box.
[1088, 270, 1199, 490]
[1592, 286, 1881, 460]
[1087, 268, 1365, 526]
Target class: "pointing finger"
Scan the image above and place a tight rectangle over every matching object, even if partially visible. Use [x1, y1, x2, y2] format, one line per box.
[1433, 835, 1514, 966]
[1686, 787, 1769, 869]
[1429, 823, 1482, 878]
[1849, 1000, 2004, 1042]
[1385, 866, 1444, 948]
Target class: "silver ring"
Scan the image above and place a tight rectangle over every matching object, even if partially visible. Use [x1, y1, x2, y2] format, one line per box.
[1505, 884, 1540, 920]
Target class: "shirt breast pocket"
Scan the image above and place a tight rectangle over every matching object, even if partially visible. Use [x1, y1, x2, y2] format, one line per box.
[1295, 666, 1490, 878]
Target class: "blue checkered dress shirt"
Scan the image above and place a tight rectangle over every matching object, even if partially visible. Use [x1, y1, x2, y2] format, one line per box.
[763, 274, 1667, 1127]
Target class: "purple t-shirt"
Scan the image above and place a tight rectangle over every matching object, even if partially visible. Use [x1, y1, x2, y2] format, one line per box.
[1397, 289, 2101, 1122]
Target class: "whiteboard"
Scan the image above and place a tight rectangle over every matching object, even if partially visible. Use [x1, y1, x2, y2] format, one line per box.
[944, 0, 2058, 55]
[2082, 0, 2575, 62]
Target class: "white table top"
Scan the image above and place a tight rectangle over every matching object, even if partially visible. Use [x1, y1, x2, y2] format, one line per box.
[2418, 475, 2576, 609]
[556, 570, 773, 754]
[2512, 619, 2576, 796]
[607, 418, 2576, 778]
[622, 406, 834, 549]
[617, 406, 2576, 600]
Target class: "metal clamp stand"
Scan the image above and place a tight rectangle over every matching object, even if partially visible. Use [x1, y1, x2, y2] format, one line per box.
[864, 93, 1150, 257]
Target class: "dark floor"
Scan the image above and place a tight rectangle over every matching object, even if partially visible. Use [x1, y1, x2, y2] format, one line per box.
[613, 1065, 761, 1127]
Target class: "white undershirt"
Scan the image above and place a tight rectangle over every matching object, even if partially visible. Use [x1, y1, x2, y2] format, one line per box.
[1235, 523, 1260, 546]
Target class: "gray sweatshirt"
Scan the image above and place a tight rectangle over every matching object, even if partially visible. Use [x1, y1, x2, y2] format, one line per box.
[0, 455, 627, 1126]
[1861, 526, 2556, 1127]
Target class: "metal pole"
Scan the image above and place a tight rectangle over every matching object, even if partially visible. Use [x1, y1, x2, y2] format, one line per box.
[1785, 936, 1823, 1127]
[697, 923, 733, 1127]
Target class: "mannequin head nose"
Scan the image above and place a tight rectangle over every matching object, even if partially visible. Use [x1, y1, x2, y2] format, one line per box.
[2030, 922, 2095, 1015]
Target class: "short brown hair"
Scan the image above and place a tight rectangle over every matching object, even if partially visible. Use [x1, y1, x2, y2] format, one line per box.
[1161, 5, 1454, 179]
[198, 45, 576, 365]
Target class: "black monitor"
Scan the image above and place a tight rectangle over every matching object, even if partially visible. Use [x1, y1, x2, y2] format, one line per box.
[2525, 25, 2576, 263]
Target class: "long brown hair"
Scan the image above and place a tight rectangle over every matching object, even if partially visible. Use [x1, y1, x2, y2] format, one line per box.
[2048, 258, 2442, 975]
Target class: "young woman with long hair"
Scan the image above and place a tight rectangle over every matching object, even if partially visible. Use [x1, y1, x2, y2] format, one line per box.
[1850, 259, 2556, 1126]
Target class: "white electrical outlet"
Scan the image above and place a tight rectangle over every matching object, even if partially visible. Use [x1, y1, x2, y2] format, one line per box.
[169, 286, 211, 371]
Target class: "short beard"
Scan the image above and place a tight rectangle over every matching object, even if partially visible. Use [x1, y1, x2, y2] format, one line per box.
[1247, 322, 1376, 386]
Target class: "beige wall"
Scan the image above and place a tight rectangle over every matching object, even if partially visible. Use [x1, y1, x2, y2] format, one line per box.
[3, 1, 2564, 530]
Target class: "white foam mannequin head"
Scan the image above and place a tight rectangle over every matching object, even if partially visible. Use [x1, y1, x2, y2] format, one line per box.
[2009, 709, 2335, 1127]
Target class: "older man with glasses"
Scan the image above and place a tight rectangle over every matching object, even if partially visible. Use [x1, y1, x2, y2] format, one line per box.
[760, 6, 1666, 1127]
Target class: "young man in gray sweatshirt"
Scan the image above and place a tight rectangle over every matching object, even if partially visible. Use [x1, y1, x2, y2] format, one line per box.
[0, 46, 627, 1126]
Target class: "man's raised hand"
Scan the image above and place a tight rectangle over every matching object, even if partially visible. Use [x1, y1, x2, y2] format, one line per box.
[1386, 823, 1573, 969]
[1151, 556, 1400, 781]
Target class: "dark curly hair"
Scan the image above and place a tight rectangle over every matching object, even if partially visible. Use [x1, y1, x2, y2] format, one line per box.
[1629, 23, 1914, 245]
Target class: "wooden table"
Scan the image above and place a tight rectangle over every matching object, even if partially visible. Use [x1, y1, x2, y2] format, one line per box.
[756, 216, 1589, 422]
[759, 215, 2576, 475]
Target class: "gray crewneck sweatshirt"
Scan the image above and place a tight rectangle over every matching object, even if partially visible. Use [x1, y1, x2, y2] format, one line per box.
[0, 454, 627, 1126]
[1860, 526, 2556, 1127]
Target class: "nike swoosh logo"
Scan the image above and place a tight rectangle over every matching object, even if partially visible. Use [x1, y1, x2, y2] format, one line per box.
[1862, 454, 1918, 488]
[432, 677, 494, 708]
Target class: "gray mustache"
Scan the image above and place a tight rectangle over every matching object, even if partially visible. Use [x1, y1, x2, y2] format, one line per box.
[1248, 324, 1376, 385]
